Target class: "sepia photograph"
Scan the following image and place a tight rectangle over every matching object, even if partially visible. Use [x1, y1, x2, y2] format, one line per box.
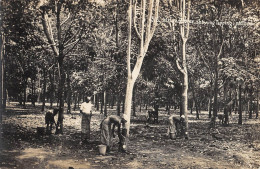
[0, 0, 259, 168]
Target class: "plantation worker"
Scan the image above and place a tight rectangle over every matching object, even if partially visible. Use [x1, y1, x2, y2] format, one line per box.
[80, 96, 93, 142]
[168, 114, 186, 139]
[100, 115, 127, 152]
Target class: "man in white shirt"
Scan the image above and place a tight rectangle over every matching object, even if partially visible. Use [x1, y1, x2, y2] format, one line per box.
[80, 97, 93, 143]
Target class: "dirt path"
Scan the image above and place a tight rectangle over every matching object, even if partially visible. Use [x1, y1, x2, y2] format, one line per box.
[1, 103, 260, 168]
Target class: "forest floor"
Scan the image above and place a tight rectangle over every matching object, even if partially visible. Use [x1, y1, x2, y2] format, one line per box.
[1, 102, 260, 169]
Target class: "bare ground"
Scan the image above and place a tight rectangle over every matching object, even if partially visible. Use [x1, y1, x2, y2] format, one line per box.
[1, 102, 260, 169]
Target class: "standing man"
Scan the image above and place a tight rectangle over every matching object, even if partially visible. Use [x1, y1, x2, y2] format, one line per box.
[80, 96, 93, 143]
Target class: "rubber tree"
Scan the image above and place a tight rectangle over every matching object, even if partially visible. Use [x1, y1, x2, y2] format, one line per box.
[38, 0, 86, 133]
[121, 0, 160, 150]
[0, 32, 4, 125]
[170, 0, 191, 138]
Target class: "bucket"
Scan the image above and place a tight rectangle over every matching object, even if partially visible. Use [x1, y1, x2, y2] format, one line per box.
[169, 133, 176, 140]
[98, 145, 107, 155]
[37, 127, 45, 135]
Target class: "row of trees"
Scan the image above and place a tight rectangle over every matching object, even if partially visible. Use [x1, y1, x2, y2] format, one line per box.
[0, 0, 259, 150]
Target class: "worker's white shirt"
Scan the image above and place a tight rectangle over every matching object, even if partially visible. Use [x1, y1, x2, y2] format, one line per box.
[80, 102, 92, 115]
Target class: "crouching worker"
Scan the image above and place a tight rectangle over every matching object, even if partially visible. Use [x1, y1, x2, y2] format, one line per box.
[80, 97, 93, 143]
[100, 115, 127, 153]
[167, 114, 186, 139]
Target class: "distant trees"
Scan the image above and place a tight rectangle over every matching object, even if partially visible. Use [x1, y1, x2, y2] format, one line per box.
[1, 0, 259, 147]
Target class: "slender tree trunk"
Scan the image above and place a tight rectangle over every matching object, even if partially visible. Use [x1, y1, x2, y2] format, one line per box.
[211, 38, 224, 127]
[121, 0, 160, 151]
[49, 69, 54, 108]
[117, 93, 121, 115]
[190, 99, 193, 114]
[104, 91, 107, 116]
[111, 94, 114, 109]
[133, 86, 136, 117]
[145, 98, 148, 110]
[57, 57, 65, 134]
[96, 93, 99, 111]
[256, 86, 259, 119]
[101, 92, 104, 114]
[93, 92, 96, 107]
[208, 82, 213, 118]
[77, 93, 80, 108]
[123, 80, 134, 135]
[0, 32, 4, 124]
[238, 84, 242, 124]
[42, 68, 46, 112]
[223, 83, 229, 126]
[139, 94, 142, 112]
[23, 79, 27, 108]
[195, 101, 199, 120]
[191, 84, 199, 119]
[249, 83, 253, 119]
[168, 98, 171, 115]
[73, 93, 77, 111]
[122, 96, 125, 113]
[67, 73, 71, 114]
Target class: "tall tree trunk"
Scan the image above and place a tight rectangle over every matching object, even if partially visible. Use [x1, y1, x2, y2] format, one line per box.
[104, 91, 107, 116]
[0, 32, 4, 124]
[174, 0, 191, 138]
[249, 83, 253, 119]
[140, 94, 142, 112]
[101, 92, 104, 114]
[122, 96, 125, 113]
[223, 82, 229, 126]
[238, 84, 242, 124]
[208, 82, 213, 118]
[57, 57, 65, 134]
[256, 86, 259, 119]
[211, 39, 224, 127]
[67, 73, 71, 114]
[121, 0, 160, 151]
[42, 68, 46, 112]
[73, 92, 77, 111]
[111, 94, 114, 109]
[23, 79, 27, 108]
[96, 93, 99, 111]
[190, 99, 193, 114]
[49, 69, 54, 108]
[123, 80, 134, 135]
[133, 86, 136, 117]
[191, 84, 199, 119]
[117, 93, 121, 116]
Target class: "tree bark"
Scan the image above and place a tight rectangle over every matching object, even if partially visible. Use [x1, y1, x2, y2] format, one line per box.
[133, 86, 136, 117]
[104, 91, 107, 116]
[57, 57, 65, 134]
[41, 68, 46, 112]
[73, 92, 77, 111]
[96, 93, 99, 111]
[67, 73, 71, 114]
[0, 32, 4, 124]
[208, 82, 213, 118]
[117, 93, 121, 115]
[238, 84, 242, 125]
[256, 86, 259, 119]
[249, 83, 253, 119]
[49, 69, 55, 108]
[23, 79, 27, 108]
[181, 40, 189, 137]
[223, 82, 229, 126]
[121, 0, 160, 151]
